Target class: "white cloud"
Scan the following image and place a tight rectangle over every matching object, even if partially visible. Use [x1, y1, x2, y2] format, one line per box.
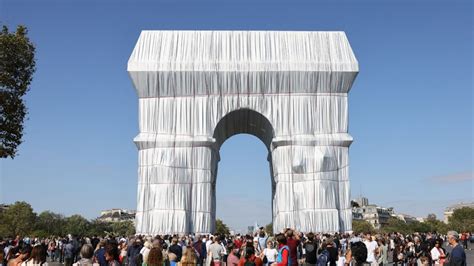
[427, 171, 473, 183]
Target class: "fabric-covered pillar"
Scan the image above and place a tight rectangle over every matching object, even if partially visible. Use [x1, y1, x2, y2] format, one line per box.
[134, 138, 217, 235]
[271, 136, 352, 233]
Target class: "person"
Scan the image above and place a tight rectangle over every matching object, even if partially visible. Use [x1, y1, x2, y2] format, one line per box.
[104, 244, 120, 266]
[226, 245, 239, 266]
[302, 233, 317, 266]
[48, 240, 57, 262]
[362, 234, 377, 266]
[272, 234, 289, 266]
[284, 231, 298, 266]
[193, 236, 207, 266]
[8, 246, 31, 266]
[119, 242, 128, 265]
[257, 230, 268, 253]
[208, 236, 224, 266]
[141, 241, 153, 264]
[64, 240, 76, 266]
[344, 241, 368, 266]
[94, 240, 107, 266]
[145, 247, 163, 266]
[169, 239, 183, 263]
[445, 231, 466, 266]
[430, 239, 446, 265]
[73, 244, 99, 266]
[238, 247, 262, 266]
[325, 239, 338, 266]
[392, 244, 405, 266]
[376, 238, 387, 266]
[261, 241, 277, 266]
[127, 239, 143, 266]
[179, 246, 197, 266]
[460, 233, 468, 250]
[168, 253, 178, 266]
[21, 245, 46, 266]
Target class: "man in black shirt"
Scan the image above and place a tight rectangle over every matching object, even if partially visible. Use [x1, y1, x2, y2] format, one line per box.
[303, 232, 318, 265]
[168, 237, 183, 262]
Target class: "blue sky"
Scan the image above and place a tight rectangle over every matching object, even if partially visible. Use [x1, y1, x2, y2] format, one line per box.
[0, 0, 472, 232]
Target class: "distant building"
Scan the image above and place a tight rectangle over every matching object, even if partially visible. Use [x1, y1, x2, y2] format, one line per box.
[444, 202, 474, 223]
[354, 197, 369, 207]
[98, 209, 135, 223]
[395, 214, 417, 224]
[352, 204, 393, 229]
[416, 217, 426, 223]
[352, 210, 363, 221]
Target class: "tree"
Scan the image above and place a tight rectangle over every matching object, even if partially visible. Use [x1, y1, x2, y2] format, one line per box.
[0, 201, 36, 237]
[110, 221, 135, 236]
[380, 217, 410, 234]
[36, 211, 65, 236]
[0, 25, 36, 158]
[351, 200, 360, 208]
[88, 219, 112, 236]
[64, 214, 90, 236]
[448, 207, 474, 232]
[215, 219, 230, 235]
[424, 219, 448, 234]
[426, 213, 437, 222]
[352, 220, 375, 234]
[408, 221, 431, 233]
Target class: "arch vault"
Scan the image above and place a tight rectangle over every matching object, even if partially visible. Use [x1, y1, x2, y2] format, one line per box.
[127, 31, 359, 234]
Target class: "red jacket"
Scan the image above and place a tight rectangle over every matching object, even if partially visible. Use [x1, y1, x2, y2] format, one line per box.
[238, 254, 263, 266]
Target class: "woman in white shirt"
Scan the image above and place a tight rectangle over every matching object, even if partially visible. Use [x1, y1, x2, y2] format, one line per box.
[430, 240, 446, 265]
[261, 241, 278, 266]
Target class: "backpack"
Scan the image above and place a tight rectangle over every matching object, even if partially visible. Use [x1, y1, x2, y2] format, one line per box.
[277, 245, 291, 266]
[317, 249, 329, 266]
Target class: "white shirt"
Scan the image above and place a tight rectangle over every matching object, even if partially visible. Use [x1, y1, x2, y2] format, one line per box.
[364, 240, 378, 263]
[263, 248, 278, 262]
[430, 247, 445, 265]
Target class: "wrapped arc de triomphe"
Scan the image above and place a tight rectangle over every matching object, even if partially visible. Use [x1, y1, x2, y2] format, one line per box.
[127, 31, 359, 235]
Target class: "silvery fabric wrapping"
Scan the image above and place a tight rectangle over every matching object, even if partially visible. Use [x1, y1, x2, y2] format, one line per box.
[128, 31, 358, 234]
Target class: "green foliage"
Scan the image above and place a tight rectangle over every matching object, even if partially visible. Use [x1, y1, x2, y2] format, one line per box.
[64, 215, 90, 237]
[0, 25, 36, 158]
[426, 213, 437, 222]
[380, 217, 410, 234]
[352, 220, 375, 234]
[408, 221, 431, 233]
[265, 222, 273, 236]
[110, 220, 135, 236]
[448, 207, 474, 232]
[0, 202, 137, 237]
[215, 219, 230, 235]
[0, 201, 36, 237]
[424, 219, 448, 234]
[88, 219, 112, 236]
[36, 211, 66, 236]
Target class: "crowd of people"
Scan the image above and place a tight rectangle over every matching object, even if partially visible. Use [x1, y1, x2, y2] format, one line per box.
[0, 228, 469, 266]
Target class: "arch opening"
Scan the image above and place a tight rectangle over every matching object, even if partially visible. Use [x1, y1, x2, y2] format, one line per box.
[211, 109, 276, 231]
[213, 109, 275, 151]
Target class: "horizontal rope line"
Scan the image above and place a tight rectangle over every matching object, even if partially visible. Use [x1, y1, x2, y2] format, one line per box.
[274, 208, 352, 214]
[137, 92, 348, 99]
[137, 181, 213, 185]
[136, 209, 212, 214]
